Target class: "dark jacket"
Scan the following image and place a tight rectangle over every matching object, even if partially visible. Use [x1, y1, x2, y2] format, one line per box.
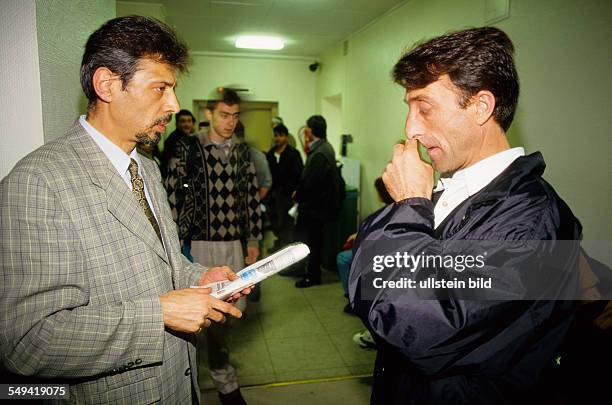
[160, 129, 187, 177]
[349, 152, 582, 405]
[266, 144, 303, 196]
[294, 138, 339, 221]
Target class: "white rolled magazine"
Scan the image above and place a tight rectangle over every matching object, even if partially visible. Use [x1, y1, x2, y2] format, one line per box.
[191, 242, 310, 300]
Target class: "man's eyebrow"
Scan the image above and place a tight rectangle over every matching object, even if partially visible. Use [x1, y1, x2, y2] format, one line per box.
[407, 94, 430, 103]
[152, 80, 176, 88]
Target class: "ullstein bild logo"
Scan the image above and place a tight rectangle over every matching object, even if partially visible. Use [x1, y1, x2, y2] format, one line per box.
[371, 276, 492, 290]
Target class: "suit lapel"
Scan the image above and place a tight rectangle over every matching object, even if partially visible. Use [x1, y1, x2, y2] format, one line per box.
[106, 170, 169, 263]
[68, 121, 168, 264]
[140, 159, 180, 278]
[140, 159, 200, 288]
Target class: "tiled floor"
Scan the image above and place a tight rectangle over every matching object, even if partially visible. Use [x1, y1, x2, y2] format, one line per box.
[196, 233, 376, 402]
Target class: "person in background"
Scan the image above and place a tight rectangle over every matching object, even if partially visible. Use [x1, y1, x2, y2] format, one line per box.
[337, 177, 394, 351]
[271, 116, 297, 148]
[235, 120, 272, 201]
[199, 120, 210, 133]
[165, 89, 262, 405]
[338, 177, 394, 313]
[161, 109, 196, 177]
[292, 115, 342, 288]
[266, 123, 303, 253]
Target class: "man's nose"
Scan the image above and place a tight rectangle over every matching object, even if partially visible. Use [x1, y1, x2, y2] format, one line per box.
[404, 113, 423, 140]
[165, 90, 179, 114]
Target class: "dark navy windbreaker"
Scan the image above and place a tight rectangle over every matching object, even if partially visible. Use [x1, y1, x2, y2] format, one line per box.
[349, 152, 582, 404]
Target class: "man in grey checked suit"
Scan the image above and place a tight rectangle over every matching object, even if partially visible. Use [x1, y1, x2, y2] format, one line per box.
[0, 16, 247, 404]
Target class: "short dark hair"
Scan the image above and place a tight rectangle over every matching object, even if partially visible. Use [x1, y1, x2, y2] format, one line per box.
[273, 123, 289, 136]
[80, 15, 189, 110]
[207, 89, 241, 111]
[306, 115, 327, 139]
[392, 26, 519, 131]
[175, 109, 195, 124]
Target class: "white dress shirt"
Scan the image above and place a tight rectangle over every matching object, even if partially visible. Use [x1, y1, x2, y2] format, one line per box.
[79, 115, 160, 223]
[433, 147, 525, 229]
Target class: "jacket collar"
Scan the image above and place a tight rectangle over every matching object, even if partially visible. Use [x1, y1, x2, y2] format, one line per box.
[437, 148, 525, 197]
[308, 138, 325, 153]
[471, 152, 546, 205]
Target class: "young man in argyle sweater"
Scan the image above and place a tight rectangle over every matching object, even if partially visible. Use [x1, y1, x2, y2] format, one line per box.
[164, 90, 261, 405]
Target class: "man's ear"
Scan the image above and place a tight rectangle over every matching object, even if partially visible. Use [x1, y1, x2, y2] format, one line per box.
[91, 67, 117, 104]
[204, 108, 213, 122]
[473, 90, 496, 126]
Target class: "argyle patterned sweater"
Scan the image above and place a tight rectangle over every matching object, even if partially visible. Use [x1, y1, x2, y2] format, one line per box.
[164, 133, 262, 247]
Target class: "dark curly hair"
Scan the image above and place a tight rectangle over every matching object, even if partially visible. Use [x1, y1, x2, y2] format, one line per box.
[80, 15, 190, 110]
[392, 27, 519, 131]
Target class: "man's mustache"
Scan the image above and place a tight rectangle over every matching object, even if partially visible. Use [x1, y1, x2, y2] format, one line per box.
[151, 114, 172, 127]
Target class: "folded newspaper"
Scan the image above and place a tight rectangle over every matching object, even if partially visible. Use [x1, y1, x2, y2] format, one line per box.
[191, 243, 310, 300]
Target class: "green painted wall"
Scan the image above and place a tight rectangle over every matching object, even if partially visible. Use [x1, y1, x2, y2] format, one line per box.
[167, 54, 316, 152]
[36, 0, 116, 142]
[316, 0, 612, 240]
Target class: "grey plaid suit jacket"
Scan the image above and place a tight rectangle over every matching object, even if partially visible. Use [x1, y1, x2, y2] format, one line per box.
[0, 121, 207, 404]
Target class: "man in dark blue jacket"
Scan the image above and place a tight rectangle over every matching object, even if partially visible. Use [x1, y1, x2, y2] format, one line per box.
[349, 27, 583, 404]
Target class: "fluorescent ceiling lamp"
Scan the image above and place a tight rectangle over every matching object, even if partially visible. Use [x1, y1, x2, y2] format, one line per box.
[235, 35, 284, 50]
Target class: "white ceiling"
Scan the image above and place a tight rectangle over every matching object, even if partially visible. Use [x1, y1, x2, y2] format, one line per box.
[117, 0, 406, 58]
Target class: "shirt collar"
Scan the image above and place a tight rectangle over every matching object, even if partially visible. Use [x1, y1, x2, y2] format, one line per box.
[309, 138, 322, 150]
[201, 132, 236, 149]
[79, 115, 140, 177]
[436, 147, 525, 196]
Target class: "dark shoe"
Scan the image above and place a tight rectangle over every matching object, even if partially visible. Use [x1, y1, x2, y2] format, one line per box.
[343, 302, 354, 314]
[219, 388, 247, 405]
[295, 277, 321, 288]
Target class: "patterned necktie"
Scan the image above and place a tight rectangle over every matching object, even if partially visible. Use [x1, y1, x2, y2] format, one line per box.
[128, 159, 162, 243]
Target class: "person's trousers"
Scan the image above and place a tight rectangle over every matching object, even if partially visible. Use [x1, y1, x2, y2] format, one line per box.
[191, 240, 247, 395]
[268, 190, 295, 246]
[336, 250, 354, 295]
[295, 213, 325, 281]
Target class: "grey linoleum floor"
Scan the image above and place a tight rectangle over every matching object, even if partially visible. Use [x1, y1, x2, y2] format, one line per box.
[196, 232, 375, 404]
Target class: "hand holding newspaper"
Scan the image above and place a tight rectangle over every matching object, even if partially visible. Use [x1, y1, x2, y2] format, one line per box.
[191, 243, 310, 300]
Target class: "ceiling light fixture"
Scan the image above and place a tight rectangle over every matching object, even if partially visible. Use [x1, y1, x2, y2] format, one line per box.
[235, 35, 284, 50]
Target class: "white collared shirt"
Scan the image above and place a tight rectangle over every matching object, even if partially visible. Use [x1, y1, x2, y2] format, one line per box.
[79, 115, 160, 223]
[433, 147, 525, 229]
